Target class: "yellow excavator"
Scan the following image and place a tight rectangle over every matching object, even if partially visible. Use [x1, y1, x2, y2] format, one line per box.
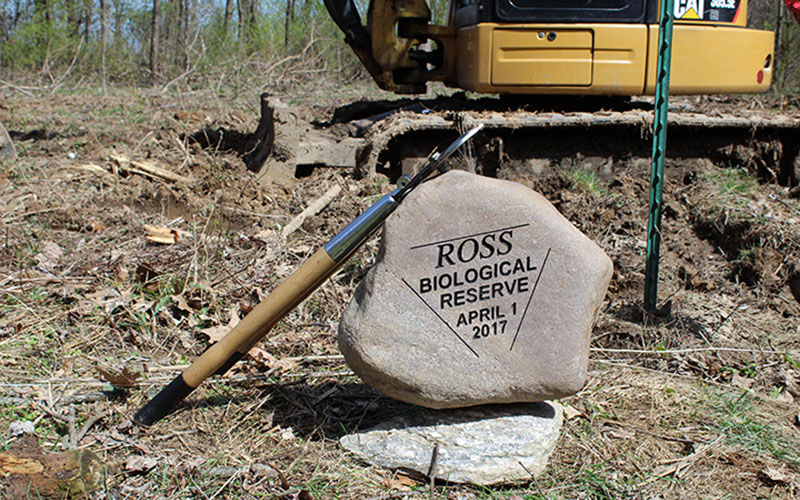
[323, 0, 774, 95]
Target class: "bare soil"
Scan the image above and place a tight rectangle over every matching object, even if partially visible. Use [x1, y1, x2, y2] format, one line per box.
[1, 85, 800, 499]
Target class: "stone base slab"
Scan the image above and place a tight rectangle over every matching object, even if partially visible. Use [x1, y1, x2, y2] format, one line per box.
[340, 401, 562, 485]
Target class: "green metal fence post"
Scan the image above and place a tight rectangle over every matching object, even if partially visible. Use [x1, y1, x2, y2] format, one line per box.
[644, 0, 675, 313]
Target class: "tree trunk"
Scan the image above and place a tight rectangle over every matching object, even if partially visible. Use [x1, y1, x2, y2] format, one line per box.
[100, 0, 107, 92]
[776, 0, 784, 91]
[237, 0, 249, 45]
[150, 0, 160, 83]
[224, 0, 233, 35]
[82, 0, 92, 40]
[250, 0, 258, 31]
[186, 0, 195, 68]
[14, 0, 23, 29]
[163, 0, 172, 57]
[177, 0, 186, 67]
[284, 0, 295, 49]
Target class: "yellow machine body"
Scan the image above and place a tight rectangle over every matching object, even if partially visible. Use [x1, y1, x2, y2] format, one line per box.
[331, 0, 775, 95]
[456, 23, 773, 95]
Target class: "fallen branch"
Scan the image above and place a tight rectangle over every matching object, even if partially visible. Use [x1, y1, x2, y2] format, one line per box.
[281, 185, 341, 238]
[111, 154, 194, 184]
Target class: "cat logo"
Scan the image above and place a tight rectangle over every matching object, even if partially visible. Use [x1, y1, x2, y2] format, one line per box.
[675, 0, 705, 19]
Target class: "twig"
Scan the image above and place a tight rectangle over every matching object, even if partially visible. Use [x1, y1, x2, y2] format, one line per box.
[518, 461, 546, 497]
[206, 463, 279, 478]
[145, 355, 344, 373]
[33, 401, 69, 423]
[67, 407, 77, 448]
[2, 367, 354, 390]
[208, 469, 241, 500]
[0, 79, 37, 97]
[50, 36, 84, 94]
[281, 185, 341, 238]
[427, 442, 439, 498]
[769, 193, 800, 217]
[219, 205, 283, 219]
[651, 435, 724, 480]
[161, 29, 204, 93]
[2, 207, 63, 224]
[74, 407, 108, 445]
[591, 346, 786, 355]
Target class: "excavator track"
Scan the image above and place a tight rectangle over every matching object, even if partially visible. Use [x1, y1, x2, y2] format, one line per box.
[355, 105, 799, 182]
[257, 95, 799, 188]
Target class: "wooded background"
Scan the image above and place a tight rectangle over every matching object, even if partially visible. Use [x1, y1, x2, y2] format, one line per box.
[0, 0, 798, 93]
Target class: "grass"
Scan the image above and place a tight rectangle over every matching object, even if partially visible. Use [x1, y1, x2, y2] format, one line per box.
[714, 167, 759, 195]
[568, 167, 606, 198]
[704, 390, 800, 466]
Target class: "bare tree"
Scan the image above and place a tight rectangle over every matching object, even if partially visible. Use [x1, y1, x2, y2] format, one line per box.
[100, 0, 107, 91]
[177, 0, 186, 67]
[82, 0, 92, 40]
[284, 0, 295, 49]
[238, 0, 250, 44]
[150, 0, 160, 83]
[224, 0, 233, 35]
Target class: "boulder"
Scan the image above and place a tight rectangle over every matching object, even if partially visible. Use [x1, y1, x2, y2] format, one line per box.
[338, 170, 612, 408]
[0, 123, 16, 163]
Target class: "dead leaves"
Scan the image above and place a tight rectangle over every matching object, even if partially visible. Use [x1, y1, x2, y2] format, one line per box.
[761, 466, 791, 484]
[383, 472, 417, 492]
[124, 455, 159, 474]
[200, 305, 241, 343]
[34, 241, 63, 273]
[561, 403, 586, 421]
[247, 346, 298, 373]
[96, 365, 142, 389]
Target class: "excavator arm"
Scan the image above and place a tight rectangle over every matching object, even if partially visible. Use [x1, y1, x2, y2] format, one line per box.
[324, 0, 456, 93]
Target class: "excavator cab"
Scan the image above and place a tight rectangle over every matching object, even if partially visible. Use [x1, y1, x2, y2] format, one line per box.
[324, 0, 774, 95]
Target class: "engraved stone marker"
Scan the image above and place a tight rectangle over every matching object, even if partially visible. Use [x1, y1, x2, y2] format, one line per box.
[339, 170, 613, 408]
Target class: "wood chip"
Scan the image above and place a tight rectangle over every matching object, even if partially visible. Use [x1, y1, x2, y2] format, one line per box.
[144, 224, 180, 244]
